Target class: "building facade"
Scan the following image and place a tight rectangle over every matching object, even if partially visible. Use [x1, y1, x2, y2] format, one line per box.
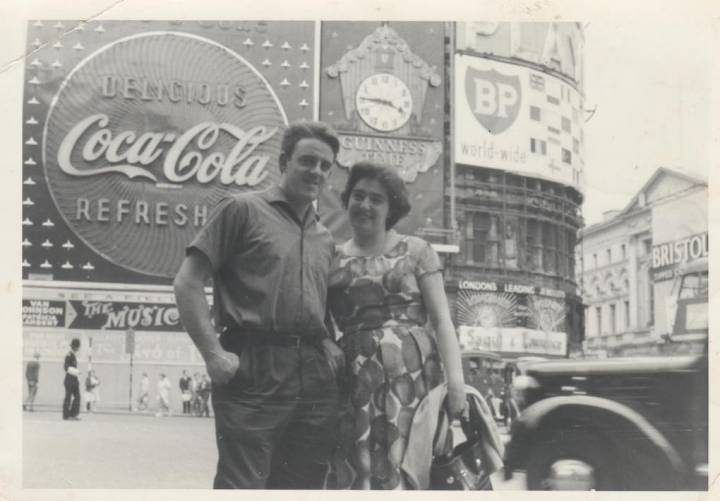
[446, 22, 586, 359]
[579, 168, 708, 357]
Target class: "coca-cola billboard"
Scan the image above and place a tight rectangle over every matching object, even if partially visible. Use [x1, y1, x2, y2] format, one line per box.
[23, 21, 315, 283]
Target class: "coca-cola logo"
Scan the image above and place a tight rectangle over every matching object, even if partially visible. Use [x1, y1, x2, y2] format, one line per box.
[43, 32, 287, 278]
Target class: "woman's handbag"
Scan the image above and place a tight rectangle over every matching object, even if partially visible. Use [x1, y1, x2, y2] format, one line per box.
[429, 392, 494, 490]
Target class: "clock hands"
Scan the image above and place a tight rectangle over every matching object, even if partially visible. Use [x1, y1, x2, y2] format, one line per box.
[358, 96, 405, 114]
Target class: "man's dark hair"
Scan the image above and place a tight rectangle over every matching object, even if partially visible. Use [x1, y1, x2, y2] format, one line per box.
[70, 338, 81, 350]
[280, 121, 340, 160]
[340, 161, 411, 230]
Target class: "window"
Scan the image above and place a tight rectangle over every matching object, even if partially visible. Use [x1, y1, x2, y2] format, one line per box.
[596, 306, 602, 336]
[621, 244, 626, 260]
[624, 300, 630, 329]
[648, 268, 655, 326]
[530, 138, 547, 155]
[609, 304, 617, 334]
[606, 248, 612, 264]
[643, 239, 652, 256]
[469, 213, 500, 266]
[530, 106, 541, 121]
[562, 148, 572, 164]
[502, 218, 519, 269]
[573, 138, 579, 154]
[561, 117, 571, 133]
[527, 219, 543, 271]
[592, 253, 597, 269]
[542, 222, 557, 274]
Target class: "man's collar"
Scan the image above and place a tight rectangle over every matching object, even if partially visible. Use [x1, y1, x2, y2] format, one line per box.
[260, 184, 288, 204]
[261, 185, 320, 222]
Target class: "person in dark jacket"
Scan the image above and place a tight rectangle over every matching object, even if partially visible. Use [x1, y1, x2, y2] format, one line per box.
[179, 370, 192, 414]
[62, 338, 82, 420]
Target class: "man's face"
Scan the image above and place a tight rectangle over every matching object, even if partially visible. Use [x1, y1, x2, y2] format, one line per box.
[280, 138, 335, 204]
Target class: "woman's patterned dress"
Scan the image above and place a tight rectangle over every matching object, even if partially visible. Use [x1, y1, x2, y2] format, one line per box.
[327, 235, 447, 489]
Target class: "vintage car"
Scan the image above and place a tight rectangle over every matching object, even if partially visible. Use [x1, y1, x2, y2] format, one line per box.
[504, 262, 709, 491]
[504, 354, 708, 490]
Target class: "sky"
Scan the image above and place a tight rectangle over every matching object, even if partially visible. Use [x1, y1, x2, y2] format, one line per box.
[581, 17, 712, 224]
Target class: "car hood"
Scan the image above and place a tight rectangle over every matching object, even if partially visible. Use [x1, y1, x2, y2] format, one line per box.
[524, 355, 705, 377]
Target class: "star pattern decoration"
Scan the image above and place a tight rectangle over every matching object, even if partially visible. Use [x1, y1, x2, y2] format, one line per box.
[23, 20, 316, 281]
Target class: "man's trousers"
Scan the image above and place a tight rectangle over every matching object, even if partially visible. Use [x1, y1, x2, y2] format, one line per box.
[211, 336, 340, 489]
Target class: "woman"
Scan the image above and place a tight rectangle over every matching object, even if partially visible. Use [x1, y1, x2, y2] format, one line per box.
[156, 373, 172, 417]
[327, 162, 466, 490]
[84, 369, 100, 412]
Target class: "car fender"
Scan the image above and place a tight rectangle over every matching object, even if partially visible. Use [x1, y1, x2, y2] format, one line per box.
[505, 395, 684, 474]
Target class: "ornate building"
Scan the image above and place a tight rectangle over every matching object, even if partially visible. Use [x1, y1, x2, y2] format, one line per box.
[580, 168, 708, 357]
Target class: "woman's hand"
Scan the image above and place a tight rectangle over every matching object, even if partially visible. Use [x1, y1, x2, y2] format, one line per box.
[445, 383, 467, 419]
[321, 338, 346, 377]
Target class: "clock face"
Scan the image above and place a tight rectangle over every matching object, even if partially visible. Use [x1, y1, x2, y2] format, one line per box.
[355, 73, 413, 132]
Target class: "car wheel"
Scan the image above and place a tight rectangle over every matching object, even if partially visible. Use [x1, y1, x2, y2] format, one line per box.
[526, 430, 623, 490]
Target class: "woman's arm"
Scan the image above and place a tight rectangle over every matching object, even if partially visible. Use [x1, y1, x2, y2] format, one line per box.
[419, 271, 466, 416]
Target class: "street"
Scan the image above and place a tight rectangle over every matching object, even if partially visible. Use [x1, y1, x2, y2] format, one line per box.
[23, 410, 525, 489]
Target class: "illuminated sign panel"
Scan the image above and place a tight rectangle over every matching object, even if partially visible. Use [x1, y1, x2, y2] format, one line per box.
[318, 22, 446, 241]
[454, 53, 584, 192]
[23, 21, 314, 283]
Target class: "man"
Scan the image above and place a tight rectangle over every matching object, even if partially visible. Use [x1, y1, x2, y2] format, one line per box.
[197, 374, 211, 418]
[23, 352, 41, 412]
[62, 338, 81, 421]
[174, 121, 344, 489]
[156, 373, 172, 417]
[179, 370, 192, 414]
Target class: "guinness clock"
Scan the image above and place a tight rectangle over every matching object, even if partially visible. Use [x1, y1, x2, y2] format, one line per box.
[355, 73, 413, 132]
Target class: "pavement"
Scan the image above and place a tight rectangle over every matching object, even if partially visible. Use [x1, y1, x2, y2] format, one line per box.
[22, 409, 526, 489]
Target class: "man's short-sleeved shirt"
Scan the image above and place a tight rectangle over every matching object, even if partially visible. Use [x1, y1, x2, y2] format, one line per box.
[187, 185, 334, 337]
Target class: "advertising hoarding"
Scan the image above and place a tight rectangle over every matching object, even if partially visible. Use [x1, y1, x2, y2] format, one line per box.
[455, 279, 570, 357]
[23, 20, 315, 283]
[458, 325, 567, 357]
[454, 53, 584, 192]
[318, 22, 446, 241]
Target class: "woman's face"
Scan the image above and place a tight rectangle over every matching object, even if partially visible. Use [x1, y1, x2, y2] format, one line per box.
[347, 177, 390, 235]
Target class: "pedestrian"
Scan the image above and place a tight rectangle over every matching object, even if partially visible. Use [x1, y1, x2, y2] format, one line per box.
[136, 372, 150, 412]
[62, 338, 82, 421]
[326, 162, 466, 489]
[191, 372, 201, 414]
[156, 373, 172, 417]
[197, 374, 211, 417]
[84, 369, 100, 412]
[174, 121, 344, 489]
[23, 352, 41, 412]
[179, 369, 192, 415]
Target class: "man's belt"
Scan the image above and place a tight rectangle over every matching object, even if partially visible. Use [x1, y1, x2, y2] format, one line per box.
[221, 327, 325, 352]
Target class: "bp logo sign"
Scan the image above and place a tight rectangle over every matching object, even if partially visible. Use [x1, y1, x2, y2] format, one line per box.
[43, 32, 287, 278]
[464, 66, 521, 134]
